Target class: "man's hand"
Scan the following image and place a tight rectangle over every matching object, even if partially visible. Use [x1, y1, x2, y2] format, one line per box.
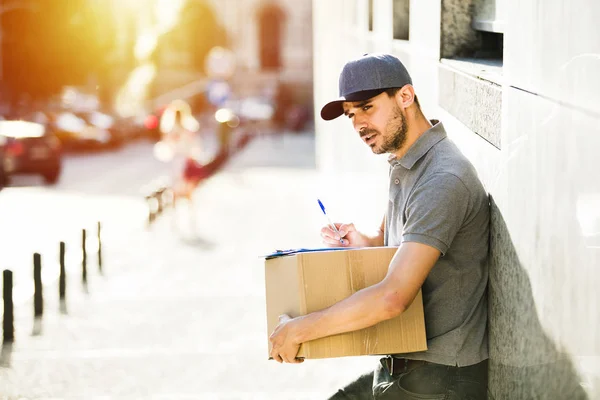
[269, 314, 304, 364]
[320, 222, 377, 247]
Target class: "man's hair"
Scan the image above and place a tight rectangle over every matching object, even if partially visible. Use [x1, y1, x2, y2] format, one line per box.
[384, 87, 421, 109]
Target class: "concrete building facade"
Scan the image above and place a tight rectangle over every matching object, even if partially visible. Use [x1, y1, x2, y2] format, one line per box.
[151, 0, 313, 110]
[312, 1, 599, 398]
[207, 0, 313, 104]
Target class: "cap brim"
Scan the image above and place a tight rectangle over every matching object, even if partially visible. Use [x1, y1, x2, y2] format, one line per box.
[320, 99, 345, 121]
[319, 89, 387, 121]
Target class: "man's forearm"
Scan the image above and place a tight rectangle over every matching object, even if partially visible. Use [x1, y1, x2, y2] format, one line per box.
[292, 281, 401, 344]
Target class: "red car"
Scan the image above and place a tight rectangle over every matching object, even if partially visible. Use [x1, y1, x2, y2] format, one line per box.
[0, 120, 62, 184]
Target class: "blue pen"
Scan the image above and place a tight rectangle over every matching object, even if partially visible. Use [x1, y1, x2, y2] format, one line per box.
[317, 199, 344, 244]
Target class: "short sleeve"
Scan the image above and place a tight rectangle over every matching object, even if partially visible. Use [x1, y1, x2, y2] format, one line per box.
[402, 173, 470, 255]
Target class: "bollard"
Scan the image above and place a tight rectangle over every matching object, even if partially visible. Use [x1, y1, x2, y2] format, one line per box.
[144, 179, 171, 225]
[59, 241, 66, 300]
[82, 229, 87, 285]
[3, 270, 14, 342]
[156, 188, 164, 214]
[97, 221, 102, 274]
[33, 253, 43, 317]
[163, 188, 174, 209]
[146, 195, 156, 224]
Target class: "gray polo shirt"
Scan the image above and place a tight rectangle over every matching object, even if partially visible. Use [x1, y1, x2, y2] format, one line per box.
[385, 120, 489, 367]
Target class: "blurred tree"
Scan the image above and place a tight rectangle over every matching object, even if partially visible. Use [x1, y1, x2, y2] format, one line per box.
[1, 0, 116, 109]
[257, 1, 286, 71]
[177, 0, 228, 74]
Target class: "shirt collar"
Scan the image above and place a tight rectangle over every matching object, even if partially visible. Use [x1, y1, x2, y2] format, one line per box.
[388, 120, 446, 169]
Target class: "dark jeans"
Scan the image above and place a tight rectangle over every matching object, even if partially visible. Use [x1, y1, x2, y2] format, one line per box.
[328, 358, 488, 400]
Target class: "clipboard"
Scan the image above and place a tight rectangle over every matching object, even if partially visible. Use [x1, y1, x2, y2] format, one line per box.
[262, 247, 353, 260]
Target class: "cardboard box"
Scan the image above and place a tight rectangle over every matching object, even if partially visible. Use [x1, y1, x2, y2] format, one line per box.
[265, 247, 427, 359]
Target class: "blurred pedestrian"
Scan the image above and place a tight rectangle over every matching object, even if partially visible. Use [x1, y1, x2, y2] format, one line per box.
[268, 53, 490, 399]
[153, 99, 208, 236]
[156, 99, 201, 202]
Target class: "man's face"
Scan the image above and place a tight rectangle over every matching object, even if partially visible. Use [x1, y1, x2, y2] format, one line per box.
[342, 92, 408, 155]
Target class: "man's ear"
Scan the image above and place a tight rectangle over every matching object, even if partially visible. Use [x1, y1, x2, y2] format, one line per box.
[395, 84, 416, 109]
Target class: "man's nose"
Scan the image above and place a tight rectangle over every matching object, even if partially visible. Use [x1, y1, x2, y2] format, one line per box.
[353, 117, 367, 133]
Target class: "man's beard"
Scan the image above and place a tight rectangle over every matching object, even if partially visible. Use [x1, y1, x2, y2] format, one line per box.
[375, 106, 408, 154]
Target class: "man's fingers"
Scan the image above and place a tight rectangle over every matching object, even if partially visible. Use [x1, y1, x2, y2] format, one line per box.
[321, 236, 341, 245]
[272, 348, 303, 364]
[321, 228, 349, 246]
[338, 223, 355, 237]
[282, 356, 300, 364]
[270, 345, 283, 363]
[321, 232, 341, 247]
[322, 238, 349, 247]
[280, 352, 303, 364]
[322, 239, 349, 247]
[320, 226, 341, 241]
[321, 226, 351, 247]
[321, 223, 356, 242]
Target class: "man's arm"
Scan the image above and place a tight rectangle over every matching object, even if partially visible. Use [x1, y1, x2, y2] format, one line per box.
[295, 241, 439, 340]
[269, 241, 440, 362]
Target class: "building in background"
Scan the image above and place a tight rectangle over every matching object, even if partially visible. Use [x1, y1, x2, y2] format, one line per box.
[313, 0, 599, 398]
[151, 0, 313, 117]
[216, 0, 313, 107]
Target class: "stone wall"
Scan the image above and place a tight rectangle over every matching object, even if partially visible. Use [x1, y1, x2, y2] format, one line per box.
[313, 0, 600, 398]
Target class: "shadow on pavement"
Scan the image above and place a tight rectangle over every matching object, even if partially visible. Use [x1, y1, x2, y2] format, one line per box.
[31, 316, 43, 336]
[179, 235, 216, 250]
[60, 299, 68, 315]
[0, 343, 13, 368]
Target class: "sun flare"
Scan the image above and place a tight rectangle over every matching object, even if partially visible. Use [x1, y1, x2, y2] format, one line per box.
[115, 0, 187, 117]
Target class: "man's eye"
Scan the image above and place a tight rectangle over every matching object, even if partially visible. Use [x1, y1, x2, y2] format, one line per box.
[362, 105, 371, 111]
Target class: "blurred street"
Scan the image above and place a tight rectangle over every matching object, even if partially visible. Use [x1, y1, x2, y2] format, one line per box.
[0, 141, 158, 304]
[0, 131, 378, 399]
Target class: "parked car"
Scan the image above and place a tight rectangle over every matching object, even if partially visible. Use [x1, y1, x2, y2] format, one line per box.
[77, 111, 125, 148]
[50, 111, 110, 150]
[112, 114, 145, 141]
[0, 120, 62, 184]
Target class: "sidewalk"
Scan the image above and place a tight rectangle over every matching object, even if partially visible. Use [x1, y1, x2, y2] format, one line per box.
[0, 131, 381, 399]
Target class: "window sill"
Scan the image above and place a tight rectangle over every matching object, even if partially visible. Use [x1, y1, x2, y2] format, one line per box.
[440, 58, 503, 86]
[438, 58, 503, 149]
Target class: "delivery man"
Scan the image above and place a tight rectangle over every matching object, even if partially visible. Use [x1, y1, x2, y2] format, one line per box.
[268, 53, 490, 399]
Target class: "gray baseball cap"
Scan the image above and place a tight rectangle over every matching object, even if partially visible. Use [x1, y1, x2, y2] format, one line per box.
[320, 53, 413, 121]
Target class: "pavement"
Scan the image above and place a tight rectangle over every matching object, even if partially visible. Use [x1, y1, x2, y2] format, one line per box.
[0, 130, 386, 399]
